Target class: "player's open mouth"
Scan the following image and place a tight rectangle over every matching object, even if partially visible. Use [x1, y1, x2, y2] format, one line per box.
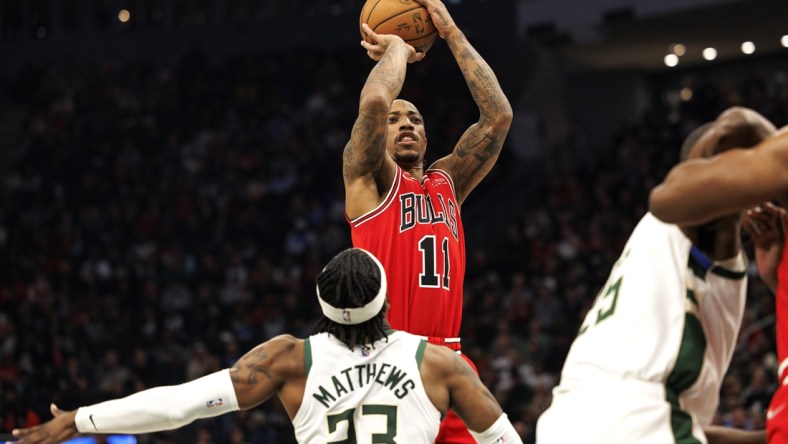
[396, 132, 418, 145]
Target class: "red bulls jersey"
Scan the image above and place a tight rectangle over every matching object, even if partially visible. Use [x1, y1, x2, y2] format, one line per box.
[777, 235, 788, 381]
[349, 167, 466, 338]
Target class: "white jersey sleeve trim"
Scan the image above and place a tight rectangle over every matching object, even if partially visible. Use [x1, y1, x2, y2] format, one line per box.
[348, 167, 402, 227]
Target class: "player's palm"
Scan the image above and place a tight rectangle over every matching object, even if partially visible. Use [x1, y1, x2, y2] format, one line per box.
[12, 404, 79, 444]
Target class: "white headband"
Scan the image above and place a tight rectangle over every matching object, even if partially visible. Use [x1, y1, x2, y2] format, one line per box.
[316, 249, 387, 325]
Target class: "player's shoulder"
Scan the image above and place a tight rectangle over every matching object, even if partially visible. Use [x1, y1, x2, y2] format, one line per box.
[265, 334, 307, 376]
[264, 335, 306, 361]
[420, 342, 465, 377]
[425, 164, 453, 181]
[269, 333, 304, 345]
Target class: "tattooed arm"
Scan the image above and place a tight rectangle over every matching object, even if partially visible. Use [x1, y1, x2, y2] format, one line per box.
[229, 335, 306, 416]
[345, 25, 418, 219]
[420, 344, 522, 442]
[416, 0, 513, 205]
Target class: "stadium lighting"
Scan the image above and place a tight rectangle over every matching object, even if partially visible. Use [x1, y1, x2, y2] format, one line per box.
[671, 43, 686, 56]
[664, 54, 679, 67]
[741, 41, 756, 54]
[702, 47, 717, 61]
[680, 88, 693, 102]
[118, 9, 131, 23]
[782, 35, 788, 48]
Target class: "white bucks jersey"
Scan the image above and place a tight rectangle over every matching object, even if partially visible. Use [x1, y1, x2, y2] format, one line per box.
[560, 213, 747, 428]
[292, 331, 441, 444]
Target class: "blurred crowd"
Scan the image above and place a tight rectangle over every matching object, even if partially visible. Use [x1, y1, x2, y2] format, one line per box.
[1, 43, 787, 443]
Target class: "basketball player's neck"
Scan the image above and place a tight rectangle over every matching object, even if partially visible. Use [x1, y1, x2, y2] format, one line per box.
[399, 163, 425, 181]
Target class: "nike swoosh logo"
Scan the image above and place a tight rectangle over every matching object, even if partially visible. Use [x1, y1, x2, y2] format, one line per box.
[89, 414, 98, 431]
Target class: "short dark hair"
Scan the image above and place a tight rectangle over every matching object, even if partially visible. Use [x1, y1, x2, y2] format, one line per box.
[680, 122, 715, 161]
[314, 249, 389, 350]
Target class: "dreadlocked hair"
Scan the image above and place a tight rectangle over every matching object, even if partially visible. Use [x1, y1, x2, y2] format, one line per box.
[314, 249, 389, 350]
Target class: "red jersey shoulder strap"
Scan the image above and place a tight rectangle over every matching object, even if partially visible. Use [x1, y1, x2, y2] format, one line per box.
[347, 167, 403, 227]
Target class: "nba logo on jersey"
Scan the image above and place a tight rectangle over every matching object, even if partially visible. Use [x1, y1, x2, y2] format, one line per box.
[205, 398, 224, 408]
[360, 345, 370, 357]
[342, 309, 351, 323]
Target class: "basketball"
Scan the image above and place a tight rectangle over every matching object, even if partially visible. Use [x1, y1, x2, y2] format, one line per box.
[360, 0, 437, 54]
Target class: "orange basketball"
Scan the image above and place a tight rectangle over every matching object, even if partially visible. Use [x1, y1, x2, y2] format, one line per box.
[360, 0, 437, 54]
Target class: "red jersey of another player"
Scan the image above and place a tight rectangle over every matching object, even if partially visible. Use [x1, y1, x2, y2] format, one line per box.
[768, 233, 788, 443]
[348, 167, 466, 339]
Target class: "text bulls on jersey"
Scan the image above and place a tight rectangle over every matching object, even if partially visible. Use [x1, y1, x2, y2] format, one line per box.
[399, 193, 459, 239]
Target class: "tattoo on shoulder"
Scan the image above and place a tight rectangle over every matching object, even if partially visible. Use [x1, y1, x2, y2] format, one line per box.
[234, 345, 274, 385]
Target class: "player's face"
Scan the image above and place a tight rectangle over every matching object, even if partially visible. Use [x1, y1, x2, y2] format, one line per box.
[387, 100, 427, 167]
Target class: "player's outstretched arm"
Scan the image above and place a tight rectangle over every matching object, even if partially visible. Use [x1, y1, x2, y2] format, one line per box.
[417, 0, 513, 205]
[344, 27, 415, 218]
[11, 369, 241, 443]
[650, 108, 785, 226]
[12, 335, 302, 444]
[703, 425, 766, 444]
[420, 344, 523, 443]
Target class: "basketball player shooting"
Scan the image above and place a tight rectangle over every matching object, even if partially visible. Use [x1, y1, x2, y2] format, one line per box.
[346, 0, 513, 442]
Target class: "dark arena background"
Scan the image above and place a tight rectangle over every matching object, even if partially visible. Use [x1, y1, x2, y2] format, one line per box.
[2, 0, 788, 442]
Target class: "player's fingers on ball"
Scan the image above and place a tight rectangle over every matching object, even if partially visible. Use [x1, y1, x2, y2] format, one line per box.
[361, 23, 377, 39]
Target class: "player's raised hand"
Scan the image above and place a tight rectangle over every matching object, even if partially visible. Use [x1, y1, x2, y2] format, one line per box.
[360, 24, 424, 63]
[743, 202, 786, 293]
[12, 403, 80, 444]
[412, 0, 457, 39]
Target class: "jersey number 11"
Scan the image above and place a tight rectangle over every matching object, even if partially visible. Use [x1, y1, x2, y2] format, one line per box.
[418, 235, 450, 290]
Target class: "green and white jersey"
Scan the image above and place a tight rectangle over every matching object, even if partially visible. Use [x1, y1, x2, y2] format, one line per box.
[292, 331, 441, 444]
[538, 213, 747, 443]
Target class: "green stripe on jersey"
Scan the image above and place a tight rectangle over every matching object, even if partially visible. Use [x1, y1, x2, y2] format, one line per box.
[688, 255, 708, 280]
[686, 289, 698, 307]
[666, 389, 702, 444]
[304, 338, 312, 376]
[665, 310, 706, 444]
[710, 266, 746, 280]
[416, 340, 427, 369]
